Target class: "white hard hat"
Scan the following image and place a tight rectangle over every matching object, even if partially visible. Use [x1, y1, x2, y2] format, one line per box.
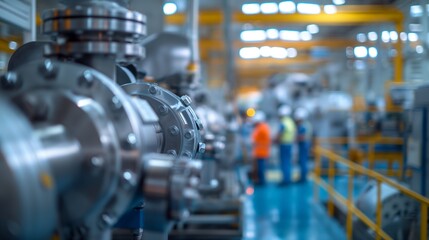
[278, 105, 292, 116]
[253, 112, 266, 123]
[294, 108, 308, 120]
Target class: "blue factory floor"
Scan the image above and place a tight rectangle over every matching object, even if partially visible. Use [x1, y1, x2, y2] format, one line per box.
[244, 180, 347, 240]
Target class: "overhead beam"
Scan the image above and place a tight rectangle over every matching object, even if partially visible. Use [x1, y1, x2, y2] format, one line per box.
[165, 6, 403, 26]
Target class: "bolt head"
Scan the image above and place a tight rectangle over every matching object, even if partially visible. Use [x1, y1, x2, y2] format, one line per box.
[40, 59, 58, 79]
[78, 70, 94, 88]
[198, 142, 206, 153]
[1, 72, 21, 90]
[180, 95, 192, 106]
[184, 151, 192, 158]
[127, 133, 137, 145]
[148, 85, 158, 95]
[184, 130, 194, 140]
[167, 149, 177, 156]
[169, 126, 180, 136]
[90, 156, 104, 167]
[111, 96, 122, 110]
[195, 119, 204, 130]
[122, 171, 137, 187]
[158, 105, 169, 115]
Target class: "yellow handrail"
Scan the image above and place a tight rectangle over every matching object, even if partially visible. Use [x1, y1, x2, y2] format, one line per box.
[312, 146, 429, 240]
[314, 136, 404, 178]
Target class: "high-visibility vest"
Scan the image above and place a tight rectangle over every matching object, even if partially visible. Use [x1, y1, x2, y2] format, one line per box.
[280, 117, 296, 144]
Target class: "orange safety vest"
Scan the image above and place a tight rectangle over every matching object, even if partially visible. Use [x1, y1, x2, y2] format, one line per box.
[252, 122, 271, 159]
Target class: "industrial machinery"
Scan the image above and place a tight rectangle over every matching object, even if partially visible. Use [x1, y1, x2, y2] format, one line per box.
[138, 32, 245, 239]
[0, 1, 205, 239]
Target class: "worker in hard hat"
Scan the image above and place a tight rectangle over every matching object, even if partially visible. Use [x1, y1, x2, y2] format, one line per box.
[251, 111, 271, 185]
[295, 107, 312, 183]
[277, 105, 296, 185]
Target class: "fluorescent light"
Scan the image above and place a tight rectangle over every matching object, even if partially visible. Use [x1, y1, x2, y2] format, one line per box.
[381, 31, 390, 43]
[8, 41, 17, 50]
[260, 46, 271, 57]
[410, 23, 422, 32]
[368, 32, 378, 41]
[163, 3, 177, 15]
[287, 48, 298, 58]
[410, 5, 422, 17]
[408, 32, 419, 42]
[240, 30, 267, 42]
[300, 31, 312, 41]
[368, 47, 378, 58]
[260, 2, 278, 14]
[333, 0, 346, 5]
[271, 47, 288, 59]
[242, 3, 260, 14]
[307, 24, 319, 34]
[400, 32, 407, 41]
[297, 3, 321, 14]
[324, 5, 337, 14]
[280, 30, 300, 41]
[416, 45, 424, 54]
[390, 31, 398, 42]
[357, 33, 366, 43]
[266, 29, 279, 39]
[239, 47, 261, 59]
[279, 1, 296, 14]
[354, 46, 368, 58]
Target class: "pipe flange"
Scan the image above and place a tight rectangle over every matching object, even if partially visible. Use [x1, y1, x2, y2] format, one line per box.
[0, 98, 57, 239]
[0, 60, 145, 232]
[45, 42, 145, 62]
[122, 82, 205, 160]
[42, 1, 146, 60]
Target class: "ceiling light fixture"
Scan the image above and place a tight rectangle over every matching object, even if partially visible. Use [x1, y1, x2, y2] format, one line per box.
[163, 3, 177, 15]
[279, 1, 296, 14]
[297, 3, 321, 14]
[242, 3, 260, 14]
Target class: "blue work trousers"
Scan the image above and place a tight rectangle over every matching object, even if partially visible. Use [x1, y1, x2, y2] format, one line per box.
[257, 158, 266, 184]
[279, 143, 293, 184]
[298, 142, 309, 182]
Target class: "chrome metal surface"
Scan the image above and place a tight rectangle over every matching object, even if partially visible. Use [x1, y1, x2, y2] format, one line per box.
[43, 1, 146, 61]
[123, 82, 204, 160]
[0, 98, 57, 240]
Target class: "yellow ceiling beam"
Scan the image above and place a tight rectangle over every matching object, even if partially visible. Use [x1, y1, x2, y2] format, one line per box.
[165, 5, 403, 26]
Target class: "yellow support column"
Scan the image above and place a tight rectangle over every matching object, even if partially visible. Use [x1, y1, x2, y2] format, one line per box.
[394, 22, 404, 83]
[421, 204, 428, 240]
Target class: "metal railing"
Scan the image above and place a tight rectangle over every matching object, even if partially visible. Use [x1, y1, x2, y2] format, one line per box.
[314, 136, 405, 178]
[312, 146, 429, 240]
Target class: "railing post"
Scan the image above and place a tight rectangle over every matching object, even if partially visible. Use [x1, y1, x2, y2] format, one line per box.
[369, 141, 375, 171]
[376, 180, 383, 240]
[346, 168, 355, 240]
[421, 204, 428, 240]
[328, 156, 335, 217]
[314, 149, 321, 202]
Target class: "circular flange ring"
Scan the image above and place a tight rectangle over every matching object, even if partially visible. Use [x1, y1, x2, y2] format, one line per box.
[0, 59, 144, 231]
[122, 82, 204, 160]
